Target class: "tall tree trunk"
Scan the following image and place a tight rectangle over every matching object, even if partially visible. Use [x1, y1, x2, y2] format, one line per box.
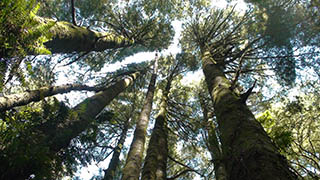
[103, 118, 131, 180]
[201, 51, 297, 179]
[47, 72, 140, 152]
[207, 124, 227, 180]
[122, 58, 158, 180]
[0, 84, 104, 111]
[34, 16, 134, 54]
[141, 72, 173, 180]
[198, 93, 227, 180]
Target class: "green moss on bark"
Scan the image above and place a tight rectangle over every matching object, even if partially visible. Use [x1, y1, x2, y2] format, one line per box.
[34, 16, 134, 54]
[201, 51, 297, 180]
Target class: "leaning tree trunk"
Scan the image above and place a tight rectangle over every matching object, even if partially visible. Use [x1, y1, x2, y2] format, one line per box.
[0, 84, 104, 111]
[141, 71, 174, 180]
[201, 51, 297, 180]
[47, 72, 140, 152]
[122, 58, 158, 180]
[0, 72, 140, 180]
[32, 16, 134, 54]
[103, 118, 131, 180]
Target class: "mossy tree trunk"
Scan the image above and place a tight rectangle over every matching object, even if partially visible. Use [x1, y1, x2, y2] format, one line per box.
[199, 93, 227, 180]
[103, 118, 131, 180]
[46, 72, 140, 152]
[0, 84, 104, 111]
[122, 59, 158, 180]
[201, 51, 297, 180]
[141, 71, 174, 180]
[35, 16, 134, 54]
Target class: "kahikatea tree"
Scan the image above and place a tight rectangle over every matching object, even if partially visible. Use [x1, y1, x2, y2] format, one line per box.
[103, 117, 131, 180]
[180, 1, 319, 178]
[141, 52, 198, 179]
[2, 0, 320, 179]
[0, 0, 175, 90]
[197, 79, 227, 180]
[122, 54, 159, 180]
[141, 56, 177, 180]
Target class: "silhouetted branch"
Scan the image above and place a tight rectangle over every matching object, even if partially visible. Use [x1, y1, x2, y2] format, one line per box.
[71, 0, 78, 26]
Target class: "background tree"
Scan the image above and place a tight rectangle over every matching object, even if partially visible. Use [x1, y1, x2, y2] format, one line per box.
[257, 88, 320, 179]
[122, 54, 158, 180]
[180, 1, 319, 179]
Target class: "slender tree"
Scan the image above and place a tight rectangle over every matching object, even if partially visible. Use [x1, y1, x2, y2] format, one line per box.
[0, 83, 105, 111]
[121, 54, 159, 180]
[141, 53, 193, 180]
[141, 71, 173, 180]
[103, 117, 131, 180]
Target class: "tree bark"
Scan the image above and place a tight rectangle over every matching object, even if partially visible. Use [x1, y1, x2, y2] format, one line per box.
[122, 60, 158, 180]
[201, 51, 297, 180]
[103, 118, 131, 180]
[47, 72, 139, 152]
[0, 84, 104, 111]
[34, 16, 134, 54]
[141, 72, 173, 180]
[207, 124, 227, 180]
[198, 93, 227, 180]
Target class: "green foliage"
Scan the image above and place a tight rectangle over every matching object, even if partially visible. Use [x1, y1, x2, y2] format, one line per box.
[1, 1, 319, 179]
[0, 0, 52, 58]
[0, 100, 75, 179]
[0, 0, 55, 90]
[257, 93, 320, 178]
[257, 110, 293, 152]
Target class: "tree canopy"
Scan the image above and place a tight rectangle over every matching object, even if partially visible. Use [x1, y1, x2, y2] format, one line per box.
[0, 0, 319, 179]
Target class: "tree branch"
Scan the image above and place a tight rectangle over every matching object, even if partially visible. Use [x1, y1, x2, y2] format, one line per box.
[70, 0, 78, 26]
[168, 155, 204, 178]
[167, 169, 194, 180]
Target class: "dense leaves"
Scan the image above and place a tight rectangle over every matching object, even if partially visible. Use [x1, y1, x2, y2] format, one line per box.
[0, 99, 74, 179]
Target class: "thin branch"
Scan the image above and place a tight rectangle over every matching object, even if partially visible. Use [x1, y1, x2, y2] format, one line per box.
[60, 51, 91, 67]
[168, 155, 204, 177]
[224, 68, 274, 74]
[70, 0, 78, 26]
[230, 49, 248, 90]
[246, 52, 320, 60]
[167, 169, 194, 180]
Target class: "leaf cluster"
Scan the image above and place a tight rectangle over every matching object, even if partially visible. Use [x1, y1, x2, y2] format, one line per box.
[0, 99, 75, 179]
